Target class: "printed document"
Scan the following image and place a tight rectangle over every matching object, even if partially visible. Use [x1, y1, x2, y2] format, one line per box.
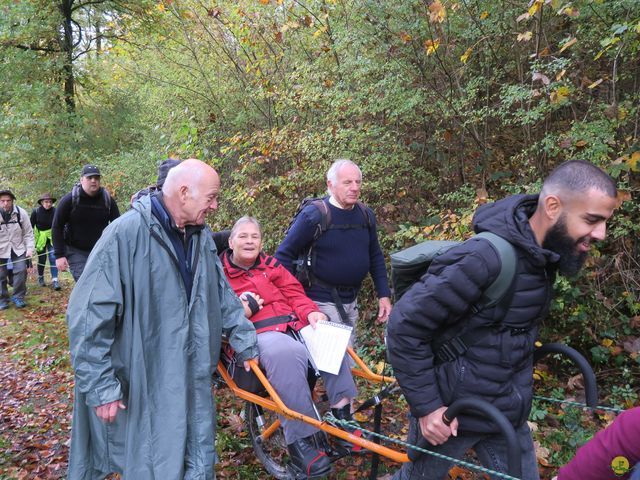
[299, 320, 352, 375]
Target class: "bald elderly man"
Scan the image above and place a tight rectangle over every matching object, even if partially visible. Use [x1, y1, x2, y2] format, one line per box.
[66, 159, 258, 479]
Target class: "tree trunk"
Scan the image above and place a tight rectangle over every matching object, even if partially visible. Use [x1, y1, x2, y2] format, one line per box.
[59, 0, 76, 113]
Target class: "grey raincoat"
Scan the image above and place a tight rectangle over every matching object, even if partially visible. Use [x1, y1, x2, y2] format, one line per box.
[66, 195, 258, 479]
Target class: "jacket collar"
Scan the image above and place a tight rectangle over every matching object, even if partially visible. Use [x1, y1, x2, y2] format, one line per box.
[222, 250, 266, 277]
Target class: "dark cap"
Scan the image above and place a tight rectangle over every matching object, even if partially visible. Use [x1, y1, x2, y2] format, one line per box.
[156, 158, 181, 187]
[0, 189, 16, 200]
[37, 193, 57, 205]
[81, 164, 101, 177]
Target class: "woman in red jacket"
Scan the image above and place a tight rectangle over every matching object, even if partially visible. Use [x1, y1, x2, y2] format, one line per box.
[221, 216, 364, 478]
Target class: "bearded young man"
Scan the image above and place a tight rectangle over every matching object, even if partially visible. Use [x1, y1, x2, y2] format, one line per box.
[387, 160, 618, 480]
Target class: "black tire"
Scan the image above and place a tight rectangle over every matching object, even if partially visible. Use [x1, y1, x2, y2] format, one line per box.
[245, 401, 290, 479]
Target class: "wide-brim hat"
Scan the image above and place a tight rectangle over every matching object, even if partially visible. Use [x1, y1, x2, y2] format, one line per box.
[37, 193, 57, 205]
[0, 189, 16, 200]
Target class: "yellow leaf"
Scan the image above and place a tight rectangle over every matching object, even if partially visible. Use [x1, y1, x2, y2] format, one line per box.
[517, 31, 533, 42]
[528, 0, 543, 16]
[618, 107, 627, 121]
[313, 25, 328, 38]
[424, 39, 440, 55]
[374, 361, 386, 375]
[588, 78, 603, 89]
[559, 37, 577, 53]
[556, 69, 566, 81]
[400, 31, 412, 43]
[156, 2, 165, 12]
[479, 11, 489, 20]
[550, 85, 570, 104]
[561, 6, 580, 17]
[429, 0, 447, 23]
[602, 338, 613, 347]
[460, 47, 473, 64]
[627, 152, 640, 172]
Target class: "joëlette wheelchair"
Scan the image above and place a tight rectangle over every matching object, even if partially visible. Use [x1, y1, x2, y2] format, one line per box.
[215, 342, 599, 480]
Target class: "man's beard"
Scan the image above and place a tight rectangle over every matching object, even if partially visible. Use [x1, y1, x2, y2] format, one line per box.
[542, 215, 589, 277]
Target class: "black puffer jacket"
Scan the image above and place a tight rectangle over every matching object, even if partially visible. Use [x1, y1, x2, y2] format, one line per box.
[387, 194, 560, 432]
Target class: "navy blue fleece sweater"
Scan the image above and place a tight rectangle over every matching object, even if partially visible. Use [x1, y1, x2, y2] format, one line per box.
[275, 199, 391, 303]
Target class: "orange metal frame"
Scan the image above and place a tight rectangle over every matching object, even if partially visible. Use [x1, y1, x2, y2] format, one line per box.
[216, 346, 409, 464]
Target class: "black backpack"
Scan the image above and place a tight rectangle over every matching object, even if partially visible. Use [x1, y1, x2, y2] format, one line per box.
[286, 197, 373, 288]
[71, 183, 112, 215]
[390, 232, 518, 362]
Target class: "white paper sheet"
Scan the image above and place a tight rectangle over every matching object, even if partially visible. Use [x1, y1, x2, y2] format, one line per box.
[298, 320, 352, 375]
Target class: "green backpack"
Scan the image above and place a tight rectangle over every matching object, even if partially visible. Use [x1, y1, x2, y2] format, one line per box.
[390, 232, 518, 362]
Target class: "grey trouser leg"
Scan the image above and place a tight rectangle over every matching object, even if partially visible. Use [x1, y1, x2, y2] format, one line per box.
[321, 357, 358, 406]
[315, 300, 359, 345]
[393, 415, 540, 480]
[0, 258, 9, 301]
[66, 245, 91, 282]
[1, 254, 27, 301]
[258, 331, 319, 444]
[258, 331, 358, 444]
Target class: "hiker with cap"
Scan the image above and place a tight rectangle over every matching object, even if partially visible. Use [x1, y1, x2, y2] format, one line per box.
[0, 189, 35, 309]
[52, 165, 120, 281]
[30, 193, 60, 290]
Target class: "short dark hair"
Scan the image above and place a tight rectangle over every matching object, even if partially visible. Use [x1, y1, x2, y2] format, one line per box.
[540, 160, 617, 199]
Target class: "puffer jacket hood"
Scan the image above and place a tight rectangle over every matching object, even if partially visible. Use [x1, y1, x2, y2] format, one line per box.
[473, 193, 560, 268]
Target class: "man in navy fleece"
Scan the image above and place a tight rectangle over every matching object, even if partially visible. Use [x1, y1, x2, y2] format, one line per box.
[275, 158, 392, 337]
[275, 158, 391, 429]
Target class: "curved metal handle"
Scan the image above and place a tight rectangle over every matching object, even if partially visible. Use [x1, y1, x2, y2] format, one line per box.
[409, 398, 522, 479]
[533, 343, 598, 408]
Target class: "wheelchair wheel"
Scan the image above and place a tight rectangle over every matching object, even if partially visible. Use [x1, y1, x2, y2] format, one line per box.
[245, 401, 290, 479]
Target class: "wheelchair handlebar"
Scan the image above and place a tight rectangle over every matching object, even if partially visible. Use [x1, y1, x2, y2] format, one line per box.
[533, 342, 598, 408]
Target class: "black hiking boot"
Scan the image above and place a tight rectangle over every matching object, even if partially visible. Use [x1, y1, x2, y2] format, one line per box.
[287, 435, 332, 478]
[329, 405, 372, 453]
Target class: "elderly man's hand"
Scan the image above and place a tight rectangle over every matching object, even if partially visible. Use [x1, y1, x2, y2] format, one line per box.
[377, 297, 392, 323]
[307, 311, 327, 328]
[56, 257, 69, 272]
[95, 400, 126, 423]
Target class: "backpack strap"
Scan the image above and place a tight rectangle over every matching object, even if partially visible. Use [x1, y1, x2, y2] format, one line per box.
[71, 184, 112, 215]
[434, 233, 518, 363]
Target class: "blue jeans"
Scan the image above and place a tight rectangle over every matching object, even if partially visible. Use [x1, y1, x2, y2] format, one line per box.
[392, 414, 540, 480]
[37, 241, 58, 279]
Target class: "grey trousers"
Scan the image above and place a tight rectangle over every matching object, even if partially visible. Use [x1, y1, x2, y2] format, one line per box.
[257, 331, 358, 444]
[1, 253, 27, 301]
[392, 414, 540, 480]
[315, 300, 359, 345]
[66, 245, 91, 282]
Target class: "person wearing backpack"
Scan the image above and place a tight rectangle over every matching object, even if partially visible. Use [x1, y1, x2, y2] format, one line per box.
[30, 193, 60, 290]
[386, 160, 619, 480]
[0, 189, 35, 309]
[275, 158, 391, 424]
[52, 165, 120, 281]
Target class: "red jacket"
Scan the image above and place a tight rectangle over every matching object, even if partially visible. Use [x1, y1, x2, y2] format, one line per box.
[221, 251, 318, 334]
